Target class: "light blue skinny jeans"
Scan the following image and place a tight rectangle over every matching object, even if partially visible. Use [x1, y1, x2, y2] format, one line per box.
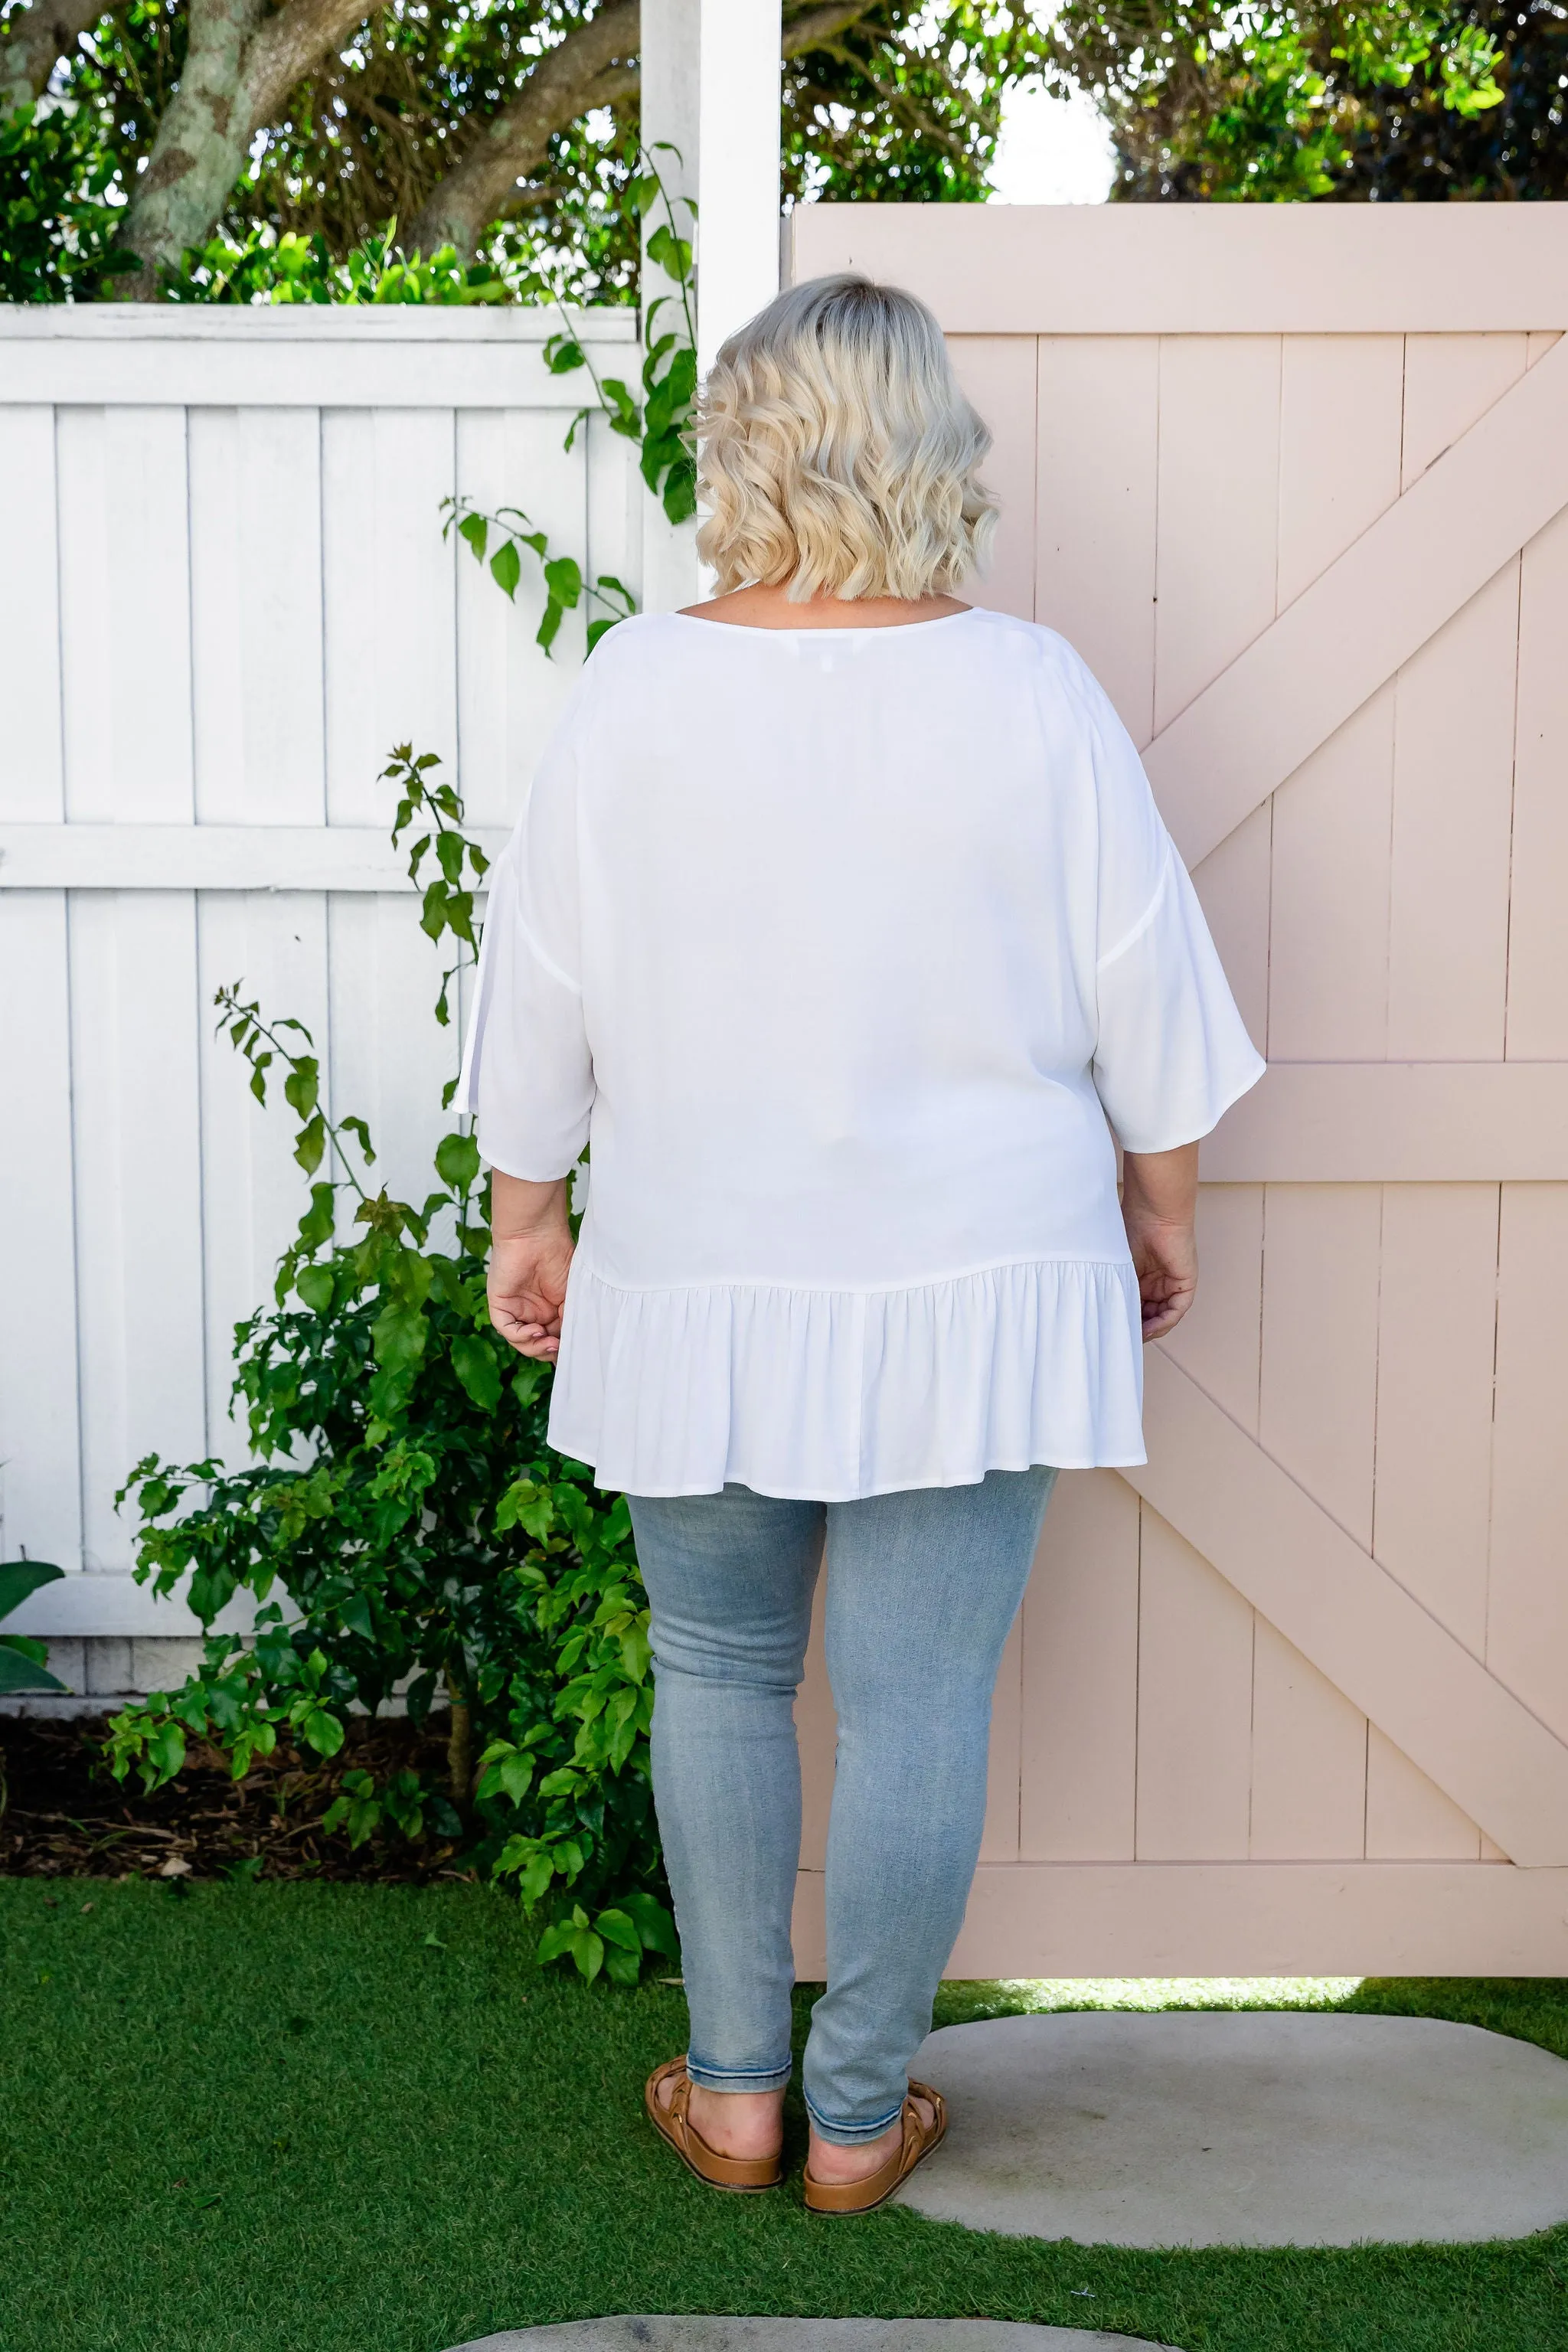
[626, 1467, 1057, 2145]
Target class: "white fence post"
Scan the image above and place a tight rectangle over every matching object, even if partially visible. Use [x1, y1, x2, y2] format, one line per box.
[638, 0, 701, 613]
[697, 0, 782, 377]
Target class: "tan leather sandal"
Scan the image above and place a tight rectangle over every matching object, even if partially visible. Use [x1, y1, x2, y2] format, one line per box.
[644, 2057, 785, 2193]
[802, 2079, 948, 2216]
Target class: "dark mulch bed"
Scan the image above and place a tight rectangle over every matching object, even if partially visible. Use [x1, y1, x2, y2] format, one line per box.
[0, 1712, 475, 1884]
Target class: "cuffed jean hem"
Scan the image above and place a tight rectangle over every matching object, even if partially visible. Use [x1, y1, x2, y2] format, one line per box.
[803, 2094, 906, 2147]
[684, 2051, 794, 2096]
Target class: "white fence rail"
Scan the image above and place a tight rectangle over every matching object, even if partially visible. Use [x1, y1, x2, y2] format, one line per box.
[0, 307, 649, 1667]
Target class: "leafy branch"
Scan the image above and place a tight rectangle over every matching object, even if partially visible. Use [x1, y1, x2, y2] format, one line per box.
[441, 142, 697, 655]
[440, 499, 637, 657]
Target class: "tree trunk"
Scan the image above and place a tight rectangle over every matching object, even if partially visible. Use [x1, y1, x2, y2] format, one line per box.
[113, 0, 270, 296]
[445, 1671, 472, 1811]
[405, 2, 641, 260]
[0, 0, 108, 113]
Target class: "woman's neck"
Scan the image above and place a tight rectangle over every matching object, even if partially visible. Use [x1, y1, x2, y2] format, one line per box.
[678, 582, 969, 631]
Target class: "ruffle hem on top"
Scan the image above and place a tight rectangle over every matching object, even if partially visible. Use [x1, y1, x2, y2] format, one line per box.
[546, 1257, 1148, 1500]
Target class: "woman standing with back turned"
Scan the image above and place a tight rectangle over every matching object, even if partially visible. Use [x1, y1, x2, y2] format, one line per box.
[462, 274, 1264, 2214]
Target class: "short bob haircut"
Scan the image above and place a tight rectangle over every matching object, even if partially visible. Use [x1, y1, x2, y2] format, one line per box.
[695, 273, 998, 603]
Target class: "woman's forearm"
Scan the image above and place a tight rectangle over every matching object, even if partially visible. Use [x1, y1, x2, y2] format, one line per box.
[1121, 1141, 1199, 1230]
[490, 1169, 572, 1239]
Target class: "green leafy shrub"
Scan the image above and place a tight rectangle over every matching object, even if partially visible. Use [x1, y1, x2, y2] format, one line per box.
[0, 101, 136, 302]
[160, 220, 534, 304]
[106, 750, 674, 1983]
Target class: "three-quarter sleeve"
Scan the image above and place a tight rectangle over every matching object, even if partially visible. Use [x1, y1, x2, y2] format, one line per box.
[1083, 671, 1266, 1155]
[458, 715, 595, 1181]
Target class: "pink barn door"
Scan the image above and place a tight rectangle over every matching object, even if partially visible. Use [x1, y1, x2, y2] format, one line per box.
[787, 204, 1568, 1976]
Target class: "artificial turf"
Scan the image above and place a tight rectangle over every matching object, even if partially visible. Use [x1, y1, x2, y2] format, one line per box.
[2, 1877, 1564, 2352]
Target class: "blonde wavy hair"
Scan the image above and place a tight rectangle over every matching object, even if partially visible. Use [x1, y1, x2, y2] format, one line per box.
[694, 273, 998, 601]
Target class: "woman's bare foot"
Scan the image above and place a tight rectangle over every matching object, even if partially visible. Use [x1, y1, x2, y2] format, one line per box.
[653, 2070, 785, 2161]
[806, 2089, 936, 2184]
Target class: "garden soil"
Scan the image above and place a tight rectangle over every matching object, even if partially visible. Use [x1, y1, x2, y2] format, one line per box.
[0, 1713, 475, 1884]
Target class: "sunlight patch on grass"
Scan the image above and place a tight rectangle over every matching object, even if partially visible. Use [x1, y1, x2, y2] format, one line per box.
[940, 1975, 1362, 2022]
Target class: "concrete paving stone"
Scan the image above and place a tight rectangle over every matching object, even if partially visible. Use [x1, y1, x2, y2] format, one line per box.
[450, 2325, 1175, 2351]
[893, 2011, 1568, 2247]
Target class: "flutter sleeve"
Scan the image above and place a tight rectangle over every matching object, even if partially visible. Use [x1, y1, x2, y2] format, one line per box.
[457, 706, 595, 1181]
[1081, 666, 1266, 1154]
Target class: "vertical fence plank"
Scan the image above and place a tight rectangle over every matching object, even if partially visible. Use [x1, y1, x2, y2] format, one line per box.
[1488, 1183, 1568, 1746]
[1269, 335, 1404, 1065]
[190, 407, 326, 825]
[57, 407, 194, 822]
[1250, 1620, 1367, 1860]
[0, 893, 83, 1570]
[454, 406, 586, 831]
[0, 409, 64, 818]
[328, 895, 460, 1223]
[1268, 690, 1396, 1062]
[1161, 1184, 1263, 1436]
[946, 335, 1036, 624]
[1387, 563, 1517, 1063]
[323, 408, 459, 824]
[197, 894, 332, 1466]
[1259, 1185, 1382, 1550]
[1373, 1185, 1499, 1659]
[1276, 336, 1404, 610]
[979, 1610, 1023, 1862]
[1153, 335, 1281, 731]
[1019, 1470, 1140, 1860]
[69, 893, 207, 1569]
[1034, 337, 1158, 745]
[1190, 804, 1271, 1048]
[1135, 1508, 1254, 1860]
[1506, 505, 1568, 1060]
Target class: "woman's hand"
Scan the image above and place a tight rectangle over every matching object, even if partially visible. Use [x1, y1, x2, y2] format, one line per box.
[1120, 1142, 1200, 1343]
[488, 1171, 574, 1361]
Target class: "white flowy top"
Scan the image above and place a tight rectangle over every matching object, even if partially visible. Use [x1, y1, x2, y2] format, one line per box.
[461, 606, 1264, 1500]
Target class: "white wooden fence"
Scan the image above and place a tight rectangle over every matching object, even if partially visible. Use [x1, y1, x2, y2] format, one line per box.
[0, 306, 650, 1690]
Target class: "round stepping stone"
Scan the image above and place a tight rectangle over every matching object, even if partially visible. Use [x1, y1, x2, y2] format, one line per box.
[451, 2327, 1173, 2351]
[894, 2011, 1568, 2246]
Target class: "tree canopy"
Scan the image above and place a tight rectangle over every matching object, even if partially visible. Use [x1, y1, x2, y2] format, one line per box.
[0, 0, 1541, 305]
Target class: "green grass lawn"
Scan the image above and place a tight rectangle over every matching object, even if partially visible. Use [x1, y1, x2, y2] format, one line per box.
[3, 1878, 1565, 2352]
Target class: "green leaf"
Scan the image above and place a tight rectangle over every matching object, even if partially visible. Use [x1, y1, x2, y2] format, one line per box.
[0, 1638, 67, 1695]
[294, 1113, 327, 1175]
[451, 1333, 502, 1412]
[543, 556, 582, 609]
[518, 1851, 554, 1906]
[434, 1131, 480, 1191]
[602, 1942, 642, 1984]
[619, 1891, 680, 1957]
[299, 1706, 345, 1759]
[570, 1926, 605, 1983]
[371, 1300, 428, 1374]
[534, 1920, 573, 1966]
[593, 1906, 641, 1955]
[646, 224, 694, 282]
[0, 1560, 64, 1623]
[490, 539, 521, 601]
[295, 1265, 334, 1313]
[457, 510, 488, 558]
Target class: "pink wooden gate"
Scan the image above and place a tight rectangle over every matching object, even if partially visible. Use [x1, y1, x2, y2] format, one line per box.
[786, 204, 1568, 1976]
